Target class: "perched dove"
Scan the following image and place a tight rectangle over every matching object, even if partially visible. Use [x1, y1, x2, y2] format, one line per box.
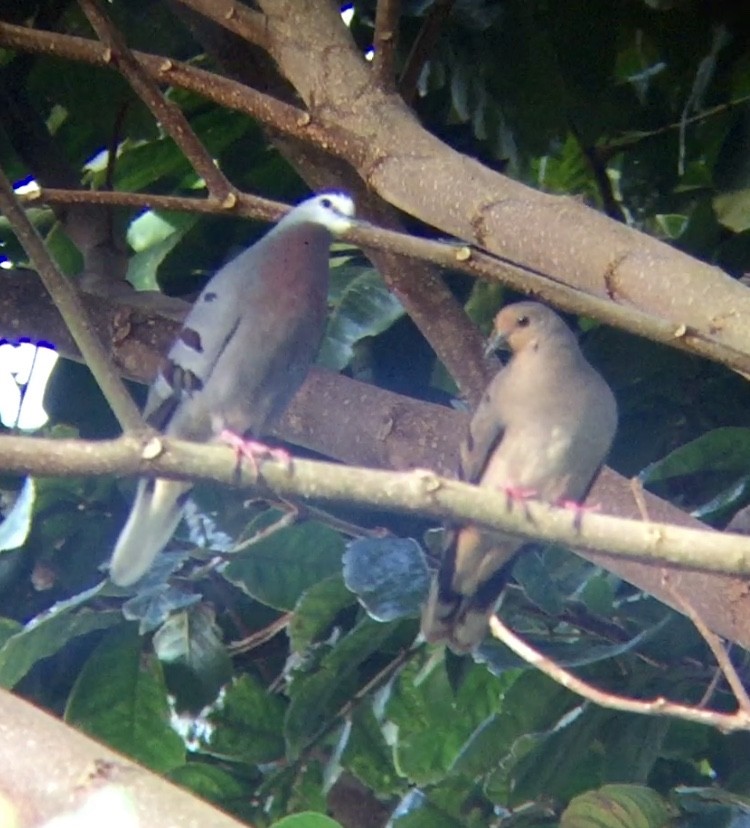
[109, 192, 356, 586]
[421, 301, 618, 652]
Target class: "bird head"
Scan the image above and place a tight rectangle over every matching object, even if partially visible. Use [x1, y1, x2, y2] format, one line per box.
[290, 191, 356, 236]
[484, 301, 572, 357]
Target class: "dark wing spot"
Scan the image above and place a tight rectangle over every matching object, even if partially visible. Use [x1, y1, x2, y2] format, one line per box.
[179, 326, 203, 353]
[162, 360, 203, 395]
[204, 291, 217, 302]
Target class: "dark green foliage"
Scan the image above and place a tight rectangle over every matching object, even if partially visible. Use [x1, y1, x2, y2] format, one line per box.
[3, 1, 750, 826]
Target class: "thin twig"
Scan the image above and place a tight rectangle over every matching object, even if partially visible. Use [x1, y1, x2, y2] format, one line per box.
[488, 616, 750, 732]
[77, 0, 236, 204]
[0, 168, 143, 432]
[0, 22, 340, 157]
[629, 477, 651, 523]
[23, 186, 750, 379]
[398, 0, 455, 104]
[298, 645, 417, 761]
[172, 0, 270, 50]
[666, 580, 750, 714]
[372, 0, 401, 91]
[227, 614, 291, 655]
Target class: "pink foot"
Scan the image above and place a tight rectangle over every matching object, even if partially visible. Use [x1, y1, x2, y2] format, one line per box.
[557, 499, 599, 531]
[493, 484, 537, 510]
[219, 430, 292, 475]
[503, 485, 537, 500]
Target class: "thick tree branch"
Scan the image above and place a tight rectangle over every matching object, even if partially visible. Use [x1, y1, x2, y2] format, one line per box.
[6, 12, 750, 360]
[4, 433, 750, 580]
[0, 688, 253, 826]
[0, 169, 142, 432]
[2, 271, 750, 649]
[245, 0, 750, 357]
[6, 21, 750, 380]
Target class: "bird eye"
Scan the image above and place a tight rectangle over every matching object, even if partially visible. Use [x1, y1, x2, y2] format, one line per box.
[320, 197, 333, 209]
[516, 315, 530, 327]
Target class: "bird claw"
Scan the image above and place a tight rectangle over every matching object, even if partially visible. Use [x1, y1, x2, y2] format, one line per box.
[557, 499, 599, 531]
[219, 430, 292, 475]
[493, 484, 537, 511]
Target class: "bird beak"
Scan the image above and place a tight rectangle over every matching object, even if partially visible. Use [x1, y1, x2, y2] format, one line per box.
[484, 329, 508, 358]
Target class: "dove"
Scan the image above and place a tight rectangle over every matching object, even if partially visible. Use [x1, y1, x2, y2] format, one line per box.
[421, 301, 618, 652]
[109, 192, 356, 587]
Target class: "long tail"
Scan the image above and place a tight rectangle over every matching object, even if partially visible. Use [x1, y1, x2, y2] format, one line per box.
[109, 478, 192, 586]
[420, 526, 521, 653]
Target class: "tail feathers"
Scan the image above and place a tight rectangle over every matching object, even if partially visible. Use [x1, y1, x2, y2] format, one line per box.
[421, 567, 512, 653]
[420, 533, 520, 653]
[109, 478, 192, 586]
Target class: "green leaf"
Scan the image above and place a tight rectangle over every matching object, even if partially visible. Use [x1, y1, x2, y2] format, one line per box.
[0, 599, 120, 689]
[561, 784, 672, 828]
[289, 575, 356, 653]
[270, 814, 343, 828]
[285, 617, 399, 758]
[387, 659, 505, 785]
[65, 625, 185, 772]
[342, 537, 430, 621]
[714, 189, 750, 232]
[207, 674, 286, 763]
[224, 522, 345, 611]
[318, 265, 404, 371]
[389, 789, 464, 828]
[341, 705, 402, 796]
[168, 763, 248, 809]
[126, 210, 199, 291]
[153, 604, 233, 710]
[641, 427, 750, 484]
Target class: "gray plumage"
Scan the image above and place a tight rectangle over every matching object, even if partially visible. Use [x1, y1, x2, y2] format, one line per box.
[110, 193, 356, 586]
[421, 301, 618, 652]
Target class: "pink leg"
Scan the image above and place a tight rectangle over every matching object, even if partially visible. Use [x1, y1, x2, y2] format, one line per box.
[219, 430, 292, 474]
[557, 499, 599, 531]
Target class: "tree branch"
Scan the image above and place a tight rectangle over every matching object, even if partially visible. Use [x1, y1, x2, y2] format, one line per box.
[489, 616, 750, 733]
[0, 688, 254, 826]
[77, 0, 236, 205]
[7, 20, 750, 379]
[372, 0, 400, 91]
[0, 168, 143, 432]
[172, 0, 271, 50]
[398, 0, 455, 104]
[0, 22, 338, 155]
[23, 187, 750, 378]
[3, 434, 750, 580]
[3, 271, 750, 649]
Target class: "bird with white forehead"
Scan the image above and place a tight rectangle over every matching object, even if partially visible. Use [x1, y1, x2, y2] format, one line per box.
[421, 301, 618, 653]
[109, 192, 356, 587]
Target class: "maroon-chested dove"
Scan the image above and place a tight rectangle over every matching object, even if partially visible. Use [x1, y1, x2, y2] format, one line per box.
[421, 301, 618, 653]
[109, 192, 356, 587]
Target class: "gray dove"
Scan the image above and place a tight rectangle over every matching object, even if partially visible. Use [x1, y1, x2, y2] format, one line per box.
[110, 192, 356, 586]
[421, 301, 618, 652]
